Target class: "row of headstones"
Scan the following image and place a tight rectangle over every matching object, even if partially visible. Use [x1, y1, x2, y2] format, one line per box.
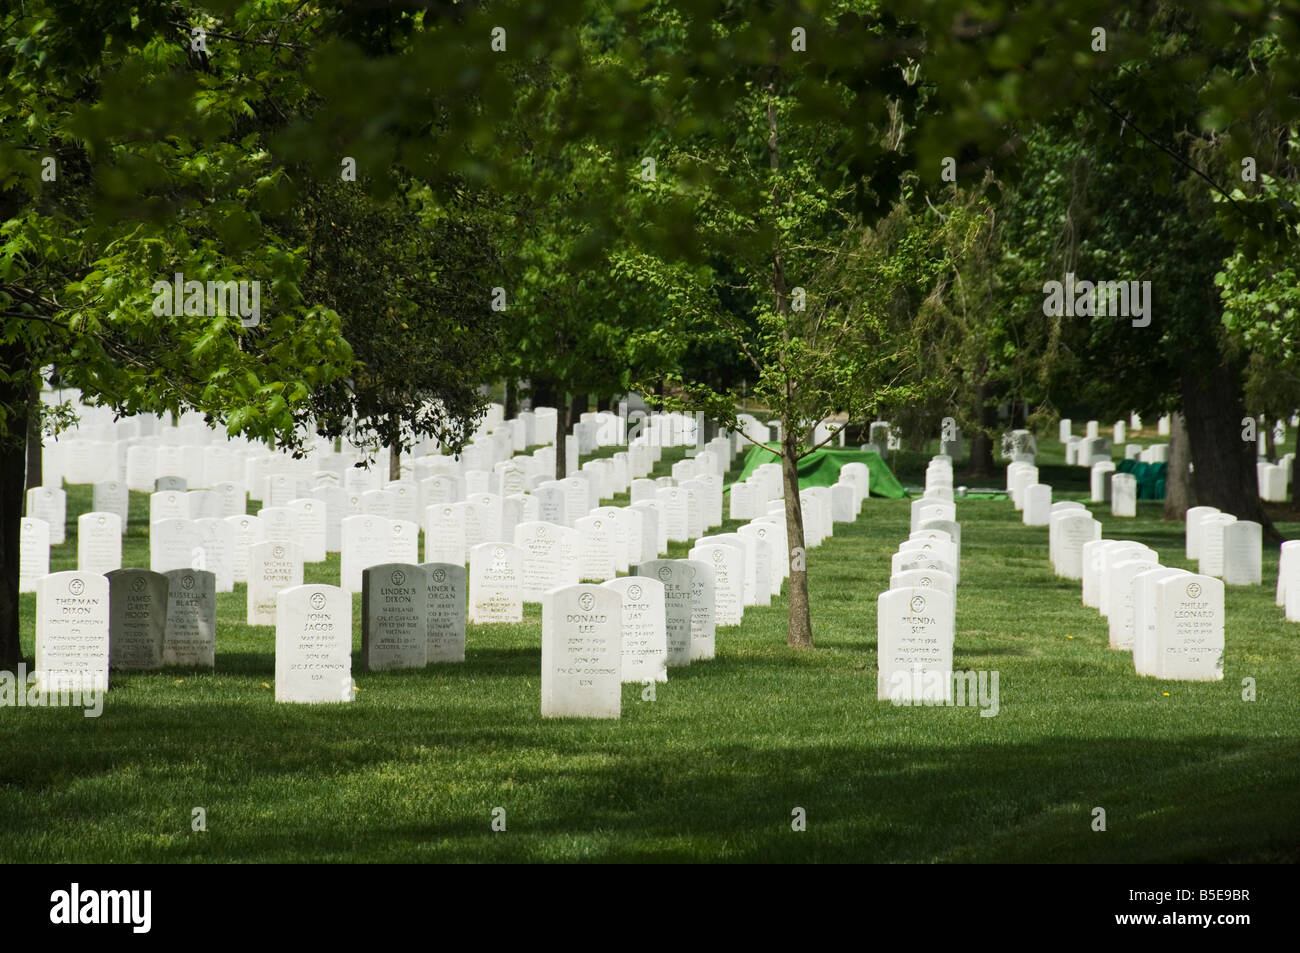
[1257, 457, 1293, 502]
[30, 459, 879, 716]
[284, 556, 722, 714]
[33, 550, 743, 715]
[32, 568, 215, 692]
[44, 395, 716, 494]
[1066, 437, 1170, 468]
[29, 525, 712, 700]
[1028, 491, 1226, 681]
[878, 470, 962, 702]
[1057, 417, 1171, 467]
[1043, 501, 1224, 680]
[44, 383, 715, 501]
[30, 563, 461, 694]
[38, 385, 741, 532]
[33, 469, 877, 712]
[32, 422, 666, 536]
[922, 455, 958, 500]
[728, 461, 869, 521]
[42, 407, 411, 491]
[33, 395, 785, 662]
[1184, 507, 1263, 585]
[21, 430, 736, 602]
[26, 434, 785, 613]
[1034, 494, 1237, 681]
[22, 443, 740, 640]
[26, 417, 741, 686]
[1081, 539, 1224, 680]
[30, 515, 710, 690]
[1008, 462, 1139, 523]
[1060, 415, 1170, 443]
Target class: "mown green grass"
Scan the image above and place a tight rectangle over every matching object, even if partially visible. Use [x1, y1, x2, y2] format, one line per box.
[1, 444, 1297, 862]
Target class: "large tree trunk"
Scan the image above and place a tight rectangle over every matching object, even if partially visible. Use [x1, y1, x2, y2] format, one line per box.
[1292, 435, 1300, 506]
[554, 397, 567, 483]
[1, 348, 32, 670]
[1181, 355, 1279, 542]
[389, 445, 401, 482]
[781, 423, 812, 649]
[567, 392, 588, 428]
[1163, 411, 1193, 520]
[504, 378, 518, 420]
[962, 373, 997, 479]
[0, 434, 23, 670]
[25, 378, 42, 492]
[530, 378, 557, 410]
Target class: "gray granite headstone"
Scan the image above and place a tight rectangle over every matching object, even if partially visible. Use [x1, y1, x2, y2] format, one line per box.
[420, 562, 466, 663]
[163, 568, 216, 667]
[634, 559, 693, 667]
[361, 563, 429, 671]
[107, 568, 169, 670]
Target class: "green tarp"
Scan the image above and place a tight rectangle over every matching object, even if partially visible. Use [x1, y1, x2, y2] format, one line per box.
[1117, 459, 1167, 500]
[729, 443, 907, 499]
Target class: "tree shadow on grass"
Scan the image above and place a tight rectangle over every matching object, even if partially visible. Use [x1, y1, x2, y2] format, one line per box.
[7, 725, 1296, 863]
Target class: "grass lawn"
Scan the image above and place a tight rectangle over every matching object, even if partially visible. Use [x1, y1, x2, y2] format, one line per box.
[2, 442, 1298, 862]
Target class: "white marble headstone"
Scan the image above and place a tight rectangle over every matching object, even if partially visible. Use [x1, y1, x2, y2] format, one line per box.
[247, 540, 304, 626]
[19, 517, 50, 593]
[1153, 574, 1224, 681]
[877, 587, 955, 703]
[603, 577, 668, 684]
[1222, 520, 1262, 586]
[1111, 473, 1137, 517]
[36, 571, 110, 694]
[687, 541, 743, 627]
[468, 542, 523, 624]
[541, 584, 622, 718]
[78, 512, 122, 575]
[275, 584, 353, 703]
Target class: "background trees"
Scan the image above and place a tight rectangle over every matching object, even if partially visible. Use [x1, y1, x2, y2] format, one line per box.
[279, 178, 503, 473]
[0, 1, 355, 666]
[4, 0, 1300, 660]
